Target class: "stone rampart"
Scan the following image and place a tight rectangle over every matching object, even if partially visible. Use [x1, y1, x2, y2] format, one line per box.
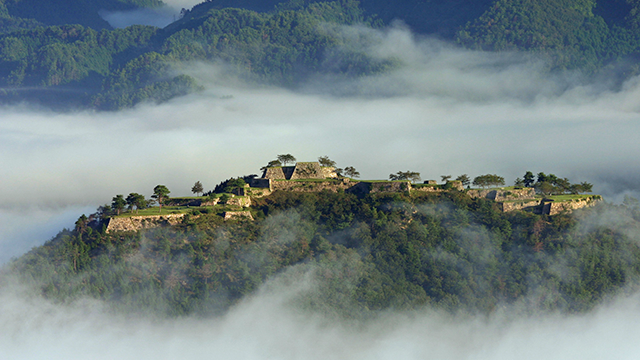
[369, 181, 412, 193]
[250, 178, 272, 190]
[223, 211, 254, 221]
[291, 162, 324, 180]
[544, 197, 602, 215]
[271, 179, 353, 193]
[468, 188, 536, 201]
[226, 196, 251, 207]
[321, 167, 337, 178]
[263, 167, 287, 180]
[499, 200, 542, 212]
[106, 214, 185, 233]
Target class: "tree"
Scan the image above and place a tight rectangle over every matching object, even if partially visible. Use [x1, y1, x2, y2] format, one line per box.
[456, 174, 471, 187]
[472, 174, 505, 188]
[318, 156, 336, 167]
[344, 166, 360, 178]
[390, 171, 421, 183]
[523, 171, 535, 187]
[277, 154, 296, 166]
[514, 177, 525, 187]
[152, 185, 170, 213]
[75, 214, 89, 234]
[112, 194, 126, 215]
[126, 193, 146, 214]
[537, 172, 547, 184]
[192, 181, 204, 196]
[441, 175, 452, 182]
[260, 159, 282, 171]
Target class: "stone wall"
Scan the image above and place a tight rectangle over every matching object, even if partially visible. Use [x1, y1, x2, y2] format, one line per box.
[544, 197, 602, 215]
[223, 211, 254, 221]
[106, 214, 185, 233]
[499, 200, 542, 212]
[271, 179, 353, 193]
[369, 181, 412, 193]
[250, 178, 272, 191]
[468, 188, 536, 201]
[290, 162, 324, 180]
[226, 196, 251, 207]
[262, 167, 287, 179]
[321, 167, 337, 178]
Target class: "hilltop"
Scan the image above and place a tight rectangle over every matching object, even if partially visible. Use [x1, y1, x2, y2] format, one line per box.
[2, 0, 640, 109]
[6, 157, 639, 318]
[99, 159, 602, 233]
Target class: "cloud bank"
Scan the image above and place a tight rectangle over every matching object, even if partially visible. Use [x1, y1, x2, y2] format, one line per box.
[2, 25, 640, 257]
[2, 270, 640, 360]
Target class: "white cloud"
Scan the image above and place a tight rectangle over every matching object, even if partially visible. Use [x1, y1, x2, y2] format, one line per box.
[2, 26, 640, 259]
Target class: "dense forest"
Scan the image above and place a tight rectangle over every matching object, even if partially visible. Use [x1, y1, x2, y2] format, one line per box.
[3, 0, 640, 109]
[6, 190, 640, 318]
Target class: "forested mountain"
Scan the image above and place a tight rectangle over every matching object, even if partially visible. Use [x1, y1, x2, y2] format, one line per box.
[6, 190, 640, 317]
[3, 0, 640, 109]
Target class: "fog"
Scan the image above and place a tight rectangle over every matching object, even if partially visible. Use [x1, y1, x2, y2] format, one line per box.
[3, 25, 640, 260]
[100, 0, 203, 28]
[2, 22, 640, 356]
[2, 269, 640, 360]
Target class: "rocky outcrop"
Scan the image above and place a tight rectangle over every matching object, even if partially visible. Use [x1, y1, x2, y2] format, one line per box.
[106, 214, 185, 233]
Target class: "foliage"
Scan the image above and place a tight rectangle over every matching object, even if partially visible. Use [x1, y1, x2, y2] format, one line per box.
[456, 174, 471, 187]
[277, 154, 297, 166]
[191, 181, 204, 196]
[152, 185, 170, 212]
[344, 166, 360, 178]
[212, 177, 248, 194]
[318, 155, 336, 167]
[472, 174, 505, 188]
[389, 171, 421, 182]
[8, 190, 640, 318]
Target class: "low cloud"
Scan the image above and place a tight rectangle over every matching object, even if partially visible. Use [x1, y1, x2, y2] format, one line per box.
[2, 270, 640, 359]
[2, 25, 640, 258]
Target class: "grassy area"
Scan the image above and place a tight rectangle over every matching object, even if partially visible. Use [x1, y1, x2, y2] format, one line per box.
[274, 178, 342, 183]
[412, 183, 441, 188]
[546, 194, 597, 202]
[114, 206, 195, 217]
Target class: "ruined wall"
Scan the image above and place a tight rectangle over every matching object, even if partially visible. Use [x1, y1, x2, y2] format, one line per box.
[412, 185, 442, 193]
[106, 214, 185, 233]
[226, 196, 251, 207]
[271, 179, 353, 193]
[499, 200, 542, 212]
[369, 181, 412, 193]
[262, 167, 287, 179]
[468, 188, 536, 201]
[250, 178, 272, 190]
[291, 162, 324, 180]
[544, 197, 602, 215]
[321, 167, 337, 178]
[223, 211, 254, 221]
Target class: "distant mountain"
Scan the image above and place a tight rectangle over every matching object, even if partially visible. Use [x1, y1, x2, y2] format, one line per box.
[2, 0, 640, 110]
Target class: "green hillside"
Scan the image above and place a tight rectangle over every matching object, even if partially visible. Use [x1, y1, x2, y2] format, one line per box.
[2, 0, 640, 109]
[5, 189, 640, 317]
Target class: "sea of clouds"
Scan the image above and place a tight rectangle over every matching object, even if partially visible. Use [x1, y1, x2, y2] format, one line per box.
[2, 21, 640, 358]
